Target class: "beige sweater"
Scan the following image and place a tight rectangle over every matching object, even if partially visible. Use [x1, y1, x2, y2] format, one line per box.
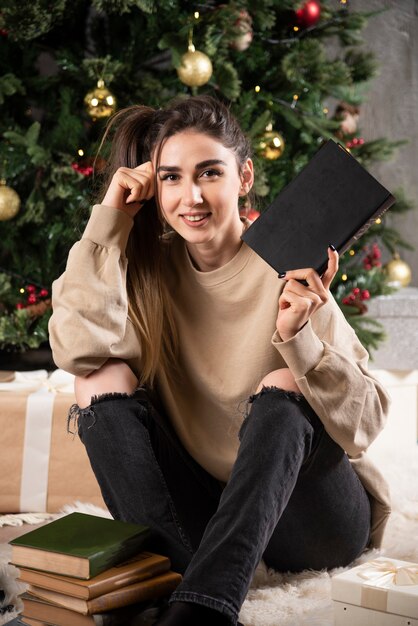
[49, 205, 391, 547]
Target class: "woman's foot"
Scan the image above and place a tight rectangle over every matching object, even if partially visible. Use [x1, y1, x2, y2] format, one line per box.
[154, 601, 242, 625]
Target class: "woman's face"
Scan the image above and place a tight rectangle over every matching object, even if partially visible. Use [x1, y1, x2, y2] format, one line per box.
[155, 130, 253, 248]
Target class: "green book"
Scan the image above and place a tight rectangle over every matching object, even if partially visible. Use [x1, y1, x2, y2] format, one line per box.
[10, 513, 151, 580]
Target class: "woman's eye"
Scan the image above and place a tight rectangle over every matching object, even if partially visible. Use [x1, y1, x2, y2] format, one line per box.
[161, 174, 179, 182]
[201, 169, 222, 178]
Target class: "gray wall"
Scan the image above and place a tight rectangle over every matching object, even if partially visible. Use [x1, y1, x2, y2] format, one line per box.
[341, 0, 418, 285]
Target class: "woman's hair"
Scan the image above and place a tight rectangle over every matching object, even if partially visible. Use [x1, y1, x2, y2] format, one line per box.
[95, 95, 252, 388]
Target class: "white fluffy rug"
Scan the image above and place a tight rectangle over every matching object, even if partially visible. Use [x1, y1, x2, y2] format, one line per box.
[1, 447, 417, 626]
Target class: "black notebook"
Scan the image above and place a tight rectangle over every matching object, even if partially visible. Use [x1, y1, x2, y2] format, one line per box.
[242, 139, 395, 276]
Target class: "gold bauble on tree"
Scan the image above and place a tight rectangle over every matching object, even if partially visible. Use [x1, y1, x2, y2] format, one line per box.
[177, 43, 213, 88]
[384, 252, 412, 288]
[84, 79, 117, 119]
[0, 179, 21, 221]
[257, 123, 285, 160]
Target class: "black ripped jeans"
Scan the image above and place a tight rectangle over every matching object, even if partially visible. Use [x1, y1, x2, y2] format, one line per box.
[72, 387, 371, 625]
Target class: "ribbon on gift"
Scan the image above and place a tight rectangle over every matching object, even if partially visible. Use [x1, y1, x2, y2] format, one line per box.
[357, 559, 418, 612]
[0, 369, 75, 512]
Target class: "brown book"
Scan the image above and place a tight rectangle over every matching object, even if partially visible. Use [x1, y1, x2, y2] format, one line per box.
[21, 594, 98, 625]
[18, 552, 170, 600]
[26, 571, 182, 615]
[21, 593, 156, 625]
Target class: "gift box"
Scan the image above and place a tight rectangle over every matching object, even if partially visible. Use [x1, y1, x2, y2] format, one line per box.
[332, 557, 418, 626]
[0, 370, 106, 513]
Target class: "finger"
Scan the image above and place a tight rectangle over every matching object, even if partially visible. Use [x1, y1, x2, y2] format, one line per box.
[280, 286, 322, 314]
[281, 267, 324, 294]
[126, 176, 153, 203]
[133, 162, 155, 201]
[133, 160, 153, 172]
[321, 246, 339, 291]
[118, 175, 146, 204]
[115, 170, 153, 204]
[282, 279, 325, 305]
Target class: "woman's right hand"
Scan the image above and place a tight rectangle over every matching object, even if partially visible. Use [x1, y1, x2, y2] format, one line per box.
[101, 161, 155, 218]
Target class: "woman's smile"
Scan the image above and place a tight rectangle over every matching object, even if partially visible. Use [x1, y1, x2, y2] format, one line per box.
[181, 212, 212, 226]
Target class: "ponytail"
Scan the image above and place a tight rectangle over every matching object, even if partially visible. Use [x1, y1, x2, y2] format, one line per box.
[95, 106, 178, 388]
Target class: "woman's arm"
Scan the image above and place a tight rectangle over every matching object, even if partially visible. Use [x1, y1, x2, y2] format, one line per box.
[49, 161, 155, 377]
[272, 294, 390, 456]
[49, 205, 142, 377]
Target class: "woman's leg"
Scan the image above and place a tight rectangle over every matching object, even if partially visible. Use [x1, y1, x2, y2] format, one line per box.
[74, 359, 139, 408]
[165, 380, 370, 625]
[73, 361, 223, 574]
[262, 395, 371, 573]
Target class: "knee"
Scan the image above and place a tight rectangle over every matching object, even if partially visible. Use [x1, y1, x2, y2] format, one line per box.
[75, 359, 138, 408]
[256, 368, 301, 394]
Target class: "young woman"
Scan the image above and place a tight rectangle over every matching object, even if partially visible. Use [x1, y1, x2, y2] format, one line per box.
[49, 95, 391, 626]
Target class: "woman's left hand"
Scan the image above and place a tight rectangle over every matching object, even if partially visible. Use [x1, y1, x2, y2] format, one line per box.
[276, 247, 339, 342]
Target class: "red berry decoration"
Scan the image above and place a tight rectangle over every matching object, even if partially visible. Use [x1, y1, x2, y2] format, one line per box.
[39, 288, 49, 297]
[71, 162, 94, 176]
[363, 243, 382, 270]
[342, 286, 369, 314]
[295, 1, 321, 28]
[346, 137, 365, 149]
[26, 284, 36, 293]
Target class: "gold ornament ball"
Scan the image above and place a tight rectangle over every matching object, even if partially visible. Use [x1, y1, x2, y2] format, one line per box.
[0, 182, 21, 221]
[258, 130, 285, 160]
[384, 253, 412, 288]
[177, 47, 213, 87]
[84, 79, 117, 119]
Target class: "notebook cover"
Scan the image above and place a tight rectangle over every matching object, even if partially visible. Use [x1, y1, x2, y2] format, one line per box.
[241, 139, 395, 276]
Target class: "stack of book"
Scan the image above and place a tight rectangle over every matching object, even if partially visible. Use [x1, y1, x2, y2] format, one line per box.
[9, 513, 182, 626]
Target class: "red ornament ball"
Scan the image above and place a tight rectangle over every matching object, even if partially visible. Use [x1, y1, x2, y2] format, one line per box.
[239, 206, 260, 221]
[247, 209, 260, 221]
[295, 1, 321, 28]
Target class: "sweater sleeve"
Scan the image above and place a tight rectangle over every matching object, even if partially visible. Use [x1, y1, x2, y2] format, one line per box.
[271, 294, 390, 456]
[48, 204, 142, 377]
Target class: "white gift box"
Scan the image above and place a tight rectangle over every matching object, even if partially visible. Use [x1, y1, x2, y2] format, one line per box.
[332, 557, 418, 626]
[334, 602, 418, 625]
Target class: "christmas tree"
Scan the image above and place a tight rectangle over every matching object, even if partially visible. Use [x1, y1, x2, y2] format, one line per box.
[0, 0, 414, 358]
